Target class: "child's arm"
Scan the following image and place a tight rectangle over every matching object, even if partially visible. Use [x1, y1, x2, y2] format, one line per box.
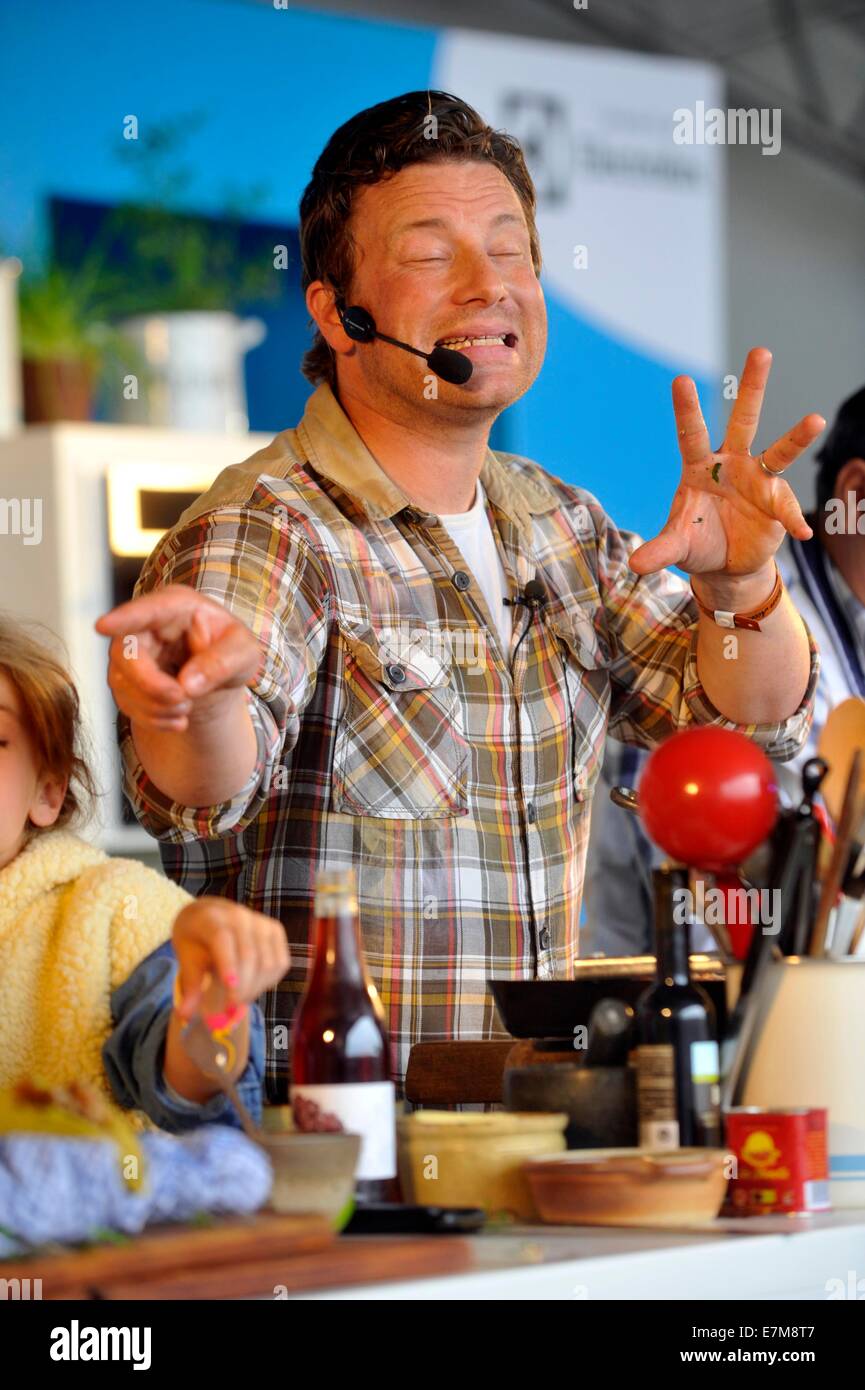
[103, 900, 289, 1133]
[102, 943, 259, 1132]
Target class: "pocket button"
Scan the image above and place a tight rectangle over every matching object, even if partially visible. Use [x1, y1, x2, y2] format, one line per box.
[385, 663, 406, 685]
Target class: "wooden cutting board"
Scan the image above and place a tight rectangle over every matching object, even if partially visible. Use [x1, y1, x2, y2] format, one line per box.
[0, 1211, 475, 1299]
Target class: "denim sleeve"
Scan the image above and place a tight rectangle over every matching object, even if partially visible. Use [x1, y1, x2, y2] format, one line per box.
[102, 940, 266, 1134]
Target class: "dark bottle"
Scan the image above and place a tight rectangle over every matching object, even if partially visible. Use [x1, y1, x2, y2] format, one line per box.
[290, 868, 397, 1203]
[635, 864, 722, 1150]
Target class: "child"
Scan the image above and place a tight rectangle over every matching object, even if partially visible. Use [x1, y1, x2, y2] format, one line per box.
[0, 618, 288, 1132]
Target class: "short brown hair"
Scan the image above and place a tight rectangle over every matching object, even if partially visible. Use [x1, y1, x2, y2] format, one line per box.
[0, 617, 98, 831]
[299, 90, 542, 389]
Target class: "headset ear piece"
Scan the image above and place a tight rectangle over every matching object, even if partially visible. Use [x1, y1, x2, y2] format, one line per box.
[337, 301, 376, 344]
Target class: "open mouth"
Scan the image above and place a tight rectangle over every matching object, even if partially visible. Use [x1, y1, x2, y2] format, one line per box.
[435, 333, 518, 349]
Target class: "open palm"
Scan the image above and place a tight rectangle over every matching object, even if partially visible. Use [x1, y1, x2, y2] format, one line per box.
[629, 348, 825, 580]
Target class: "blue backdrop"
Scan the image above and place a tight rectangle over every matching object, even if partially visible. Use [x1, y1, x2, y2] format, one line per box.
[0, 0, 722, 543]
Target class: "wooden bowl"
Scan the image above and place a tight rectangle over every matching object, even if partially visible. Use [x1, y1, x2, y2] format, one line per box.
[524, 1147, 729, 1227]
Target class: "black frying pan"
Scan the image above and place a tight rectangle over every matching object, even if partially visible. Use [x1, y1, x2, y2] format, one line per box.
[490, 974, 727, 1040]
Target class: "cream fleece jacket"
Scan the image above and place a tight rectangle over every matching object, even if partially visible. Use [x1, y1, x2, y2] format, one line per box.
[0, 830, 189, 1101]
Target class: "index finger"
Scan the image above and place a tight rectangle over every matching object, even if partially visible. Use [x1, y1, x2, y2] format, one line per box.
[724, 346, 772, 454]
[95, 585, 198, 638]
[672, 376, 712, 467]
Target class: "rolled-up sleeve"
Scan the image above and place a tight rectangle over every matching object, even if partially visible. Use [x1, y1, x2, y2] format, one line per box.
[679, 618, 819, 760]
[583, 496, 818, 760]
[118, 484, 331, 842]
[102, 941, 266, 1134]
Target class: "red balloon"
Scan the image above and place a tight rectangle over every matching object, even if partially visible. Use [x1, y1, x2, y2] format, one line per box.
[637, 727, 778, 870]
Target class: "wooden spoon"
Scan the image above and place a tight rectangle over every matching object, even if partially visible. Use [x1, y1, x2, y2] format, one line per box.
[810, 749, 863, 955]
[818, 697, 865, 826]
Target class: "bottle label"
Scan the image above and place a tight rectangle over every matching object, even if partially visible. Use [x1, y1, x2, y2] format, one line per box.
[691, 1040, 722, 1146]
[291, 1082, 397, 1179]
[635, 1044, 679, 1150]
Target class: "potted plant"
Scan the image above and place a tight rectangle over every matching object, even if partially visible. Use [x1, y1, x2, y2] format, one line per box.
[18, 261, 107, 422]
[102, 116, 277, 431]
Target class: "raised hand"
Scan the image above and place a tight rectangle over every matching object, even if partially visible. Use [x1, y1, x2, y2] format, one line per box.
[628, 348, 825, 581]
[95, 584, 262, 733]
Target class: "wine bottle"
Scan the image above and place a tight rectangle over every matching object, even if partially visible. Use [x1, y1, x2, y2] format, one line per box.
[290, 868, 397, 1202]
[635, 864, 722, 1149]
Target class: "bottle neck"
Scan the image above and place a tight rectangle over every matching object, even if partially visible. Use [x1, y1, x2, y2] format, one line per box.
[652, 866, 692, 986]
[310, 908, 366, 988]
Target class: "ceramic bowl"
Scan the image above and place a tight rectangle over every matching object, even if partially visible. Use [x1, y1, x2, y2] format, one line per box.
[524, 1147, 729, 1227]
[398, 1110, 568, 1219]
[256, 1131, 361, 1226]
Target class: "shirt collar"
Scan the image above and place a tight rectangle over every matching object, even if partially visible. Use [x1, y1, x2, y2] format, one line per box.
[295, 381, 558, 538]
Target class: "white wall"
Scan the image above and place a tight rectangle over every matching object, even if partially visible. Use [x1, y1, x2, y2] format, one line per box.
[726, 138, 865, 509]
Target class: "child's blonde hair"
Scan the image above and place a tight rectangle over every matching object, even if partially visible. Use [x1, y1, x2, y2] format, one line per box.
[0, 617, 98, 830]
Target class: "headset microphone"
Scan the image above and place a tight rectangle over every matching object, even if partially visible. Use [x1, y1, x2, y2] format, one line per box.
[336, 301, 474, 386]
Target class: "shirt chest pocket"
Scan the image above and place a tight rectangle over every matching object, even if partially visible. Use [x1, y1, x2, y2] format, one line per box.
[543, 601, 612, 803]
[332, 621, 469, 819]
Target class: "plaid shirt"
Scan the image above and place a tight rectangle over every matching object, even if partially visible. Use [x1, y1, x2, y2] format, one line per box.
[120, 382, 819, 1098]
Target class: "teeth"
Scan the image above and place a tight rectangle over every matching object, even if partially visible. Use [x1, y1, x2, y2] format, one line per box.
[439, 335, 507, 348]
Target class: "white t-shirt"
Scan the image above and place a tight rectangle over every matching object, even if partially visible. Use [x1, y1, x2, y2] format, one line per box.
[438, 481, 513, 652]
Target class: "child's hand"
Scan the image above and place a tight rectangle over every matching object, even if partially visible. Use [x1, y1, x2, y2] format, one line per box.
[171, 898, 290, 1021]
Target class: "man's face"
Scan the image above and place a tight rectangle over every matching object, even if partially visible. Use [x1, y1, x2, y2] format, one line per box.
[333, 159, 547, 420]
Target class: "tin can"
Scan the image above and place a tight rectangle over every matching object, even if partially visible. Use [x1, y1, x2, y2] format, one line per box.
[725, 1107, 830, 1214]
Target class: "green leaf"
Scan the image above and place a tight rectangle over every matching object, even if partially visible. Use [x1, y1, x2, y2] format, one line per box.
[332, 1196, 356, 1232]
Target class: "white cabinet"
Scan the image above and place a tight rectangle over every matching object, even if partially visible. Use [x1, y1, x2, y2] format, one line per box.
[0, 423, 271, 851]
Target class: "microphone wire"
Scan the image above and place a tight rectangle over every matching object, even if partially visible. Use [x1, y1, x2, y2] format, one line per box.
[506, 580, 580, 807]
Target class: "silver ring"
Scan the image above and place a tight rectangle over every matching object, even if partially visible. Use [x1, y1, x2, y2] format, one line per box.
[758, 451, 784, 477]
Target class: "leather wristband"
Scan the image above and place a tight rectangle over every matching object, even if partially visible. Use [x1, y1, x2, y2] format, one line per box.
[690, 562, 783, 632]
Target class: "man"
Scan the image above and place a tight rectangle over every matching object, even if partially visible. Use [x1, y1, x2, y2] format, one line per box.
[583, 386, 865, 955]
[97, 91, 822, 1097]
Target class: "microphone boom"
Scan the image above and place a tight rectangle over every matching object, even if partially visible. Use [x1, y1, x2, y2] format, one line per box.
[337, 301, 473, 385]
